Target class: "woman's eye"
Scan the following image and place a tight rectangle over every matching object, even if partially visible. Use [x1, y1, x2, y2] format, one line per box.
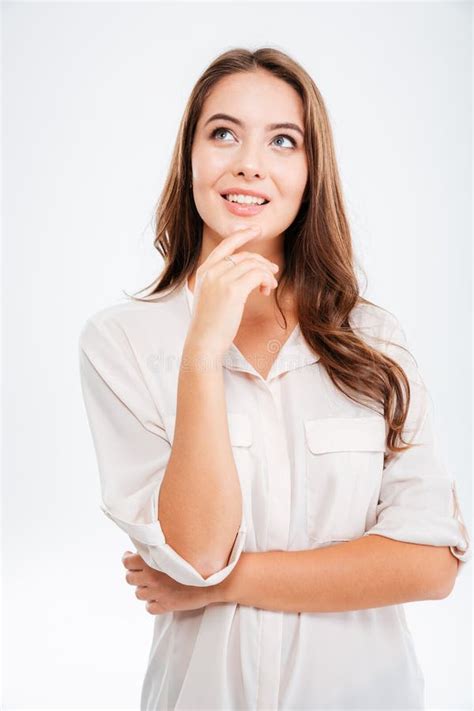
[210, 127, 297, 149]
[273, 134, 297, 149]
[210, 127, 234, 142]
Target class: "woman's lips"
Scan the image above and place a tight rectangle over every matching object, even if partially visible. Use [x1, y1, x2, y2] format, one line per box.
[220, 194, 269, 216]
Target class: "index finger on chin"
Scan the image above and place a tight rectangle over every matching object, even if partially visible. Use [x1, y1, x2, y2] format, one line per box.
[204, 226, 262, 267]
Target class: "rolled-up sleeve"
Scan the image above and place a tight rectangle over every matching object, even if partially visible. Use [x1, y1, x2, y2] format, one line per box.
[363, 315, 471, 578]
[78, 315, 246, 587]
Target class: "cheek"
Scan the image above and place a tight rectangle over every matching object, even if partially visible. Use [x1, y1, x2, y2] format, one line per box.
[271, 154, 307, 191]
[192, 145, 229, 184]
[281, 158, 307, 195]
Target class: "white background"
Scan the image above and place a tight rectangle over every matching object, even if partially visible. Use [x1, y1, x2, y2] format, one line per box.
[3, 1, 472, 709]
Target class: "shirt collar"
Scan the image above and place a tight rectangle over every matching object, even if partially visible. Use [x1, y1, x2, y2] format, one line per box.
[183, 278, 320, 382]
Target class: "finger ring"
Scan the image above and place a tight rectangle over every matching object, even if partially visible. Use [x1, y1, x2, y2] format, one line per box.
[224, 255, 237, 266]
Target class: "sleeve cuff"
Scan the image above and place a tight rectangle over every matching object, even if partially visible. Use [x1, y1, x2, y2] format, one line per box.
[101, 502, 247, 587]
[448, 480, 472, 578]
[363, 479, 471, 579]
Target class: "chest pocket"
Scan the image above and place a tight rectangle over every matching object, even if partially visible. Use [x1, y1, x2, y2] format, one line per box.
[304, 416, 386, 543]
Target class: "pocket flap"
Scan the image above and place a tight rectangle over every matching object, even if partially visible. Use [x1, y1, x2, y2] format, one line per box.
[304, 416, 386, 454]
[228, 412, 253, 447]
[162, 412, 252, 448]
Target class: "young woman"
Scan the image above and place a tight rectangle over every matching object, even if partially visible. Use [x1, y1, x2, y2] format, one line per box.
[79, 47, 471, 710]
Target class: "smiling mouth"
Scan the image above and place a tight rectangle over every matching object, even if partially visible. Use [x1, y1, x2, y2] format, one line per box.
[220, 194, 270, 205]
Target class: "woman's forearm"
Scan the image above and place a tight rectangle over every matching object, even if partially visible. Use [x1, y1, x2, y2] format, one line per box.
[214, 534, 456, 612]
[157, 342, 243, 578]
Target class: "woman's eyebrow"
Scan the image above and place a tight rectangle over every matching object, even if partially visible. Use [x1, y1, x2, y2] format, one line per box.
[204, 113, 304, 138]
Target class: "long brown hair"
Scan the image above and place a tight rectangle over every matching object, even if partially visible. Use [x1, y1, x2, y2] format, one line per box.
[125, 47, 418, 463]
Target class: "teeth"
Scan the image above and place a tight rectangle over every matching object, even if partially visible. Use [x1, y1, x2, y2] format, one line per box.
[224, 193, 267, 205]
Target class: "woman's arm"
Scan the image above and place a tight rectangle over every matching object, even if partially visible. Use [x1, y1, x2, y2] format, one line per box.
[157, 342, 242, 578]
[157, 228, 278, 578]
[214, 535, 459, 613]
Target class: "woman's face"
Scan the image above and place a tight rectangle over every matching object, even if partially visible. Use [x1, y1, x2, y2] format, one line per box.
[191, 69, 308, 246]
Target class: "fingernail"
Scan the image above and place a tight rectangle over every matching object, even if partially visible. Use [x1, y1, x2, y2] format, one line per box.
[271, 264, 279, 272]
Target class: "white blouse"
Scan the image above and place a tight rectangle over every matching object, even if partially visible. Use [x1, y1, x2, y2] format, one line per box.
[78, 278, 471, 711]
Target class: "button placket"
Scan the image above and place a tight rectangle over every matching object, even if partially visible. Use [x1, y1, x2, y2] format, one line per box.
[255, 378, 291, 710]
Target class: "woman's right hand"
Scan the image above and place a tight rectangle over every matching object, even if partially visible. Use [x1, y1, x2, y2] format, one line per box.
[185, 226, 280, 358]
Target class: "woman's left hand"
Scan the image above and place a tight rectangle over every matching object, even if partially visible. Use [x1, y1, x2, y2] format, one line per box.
[121, 551, 223, 615]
